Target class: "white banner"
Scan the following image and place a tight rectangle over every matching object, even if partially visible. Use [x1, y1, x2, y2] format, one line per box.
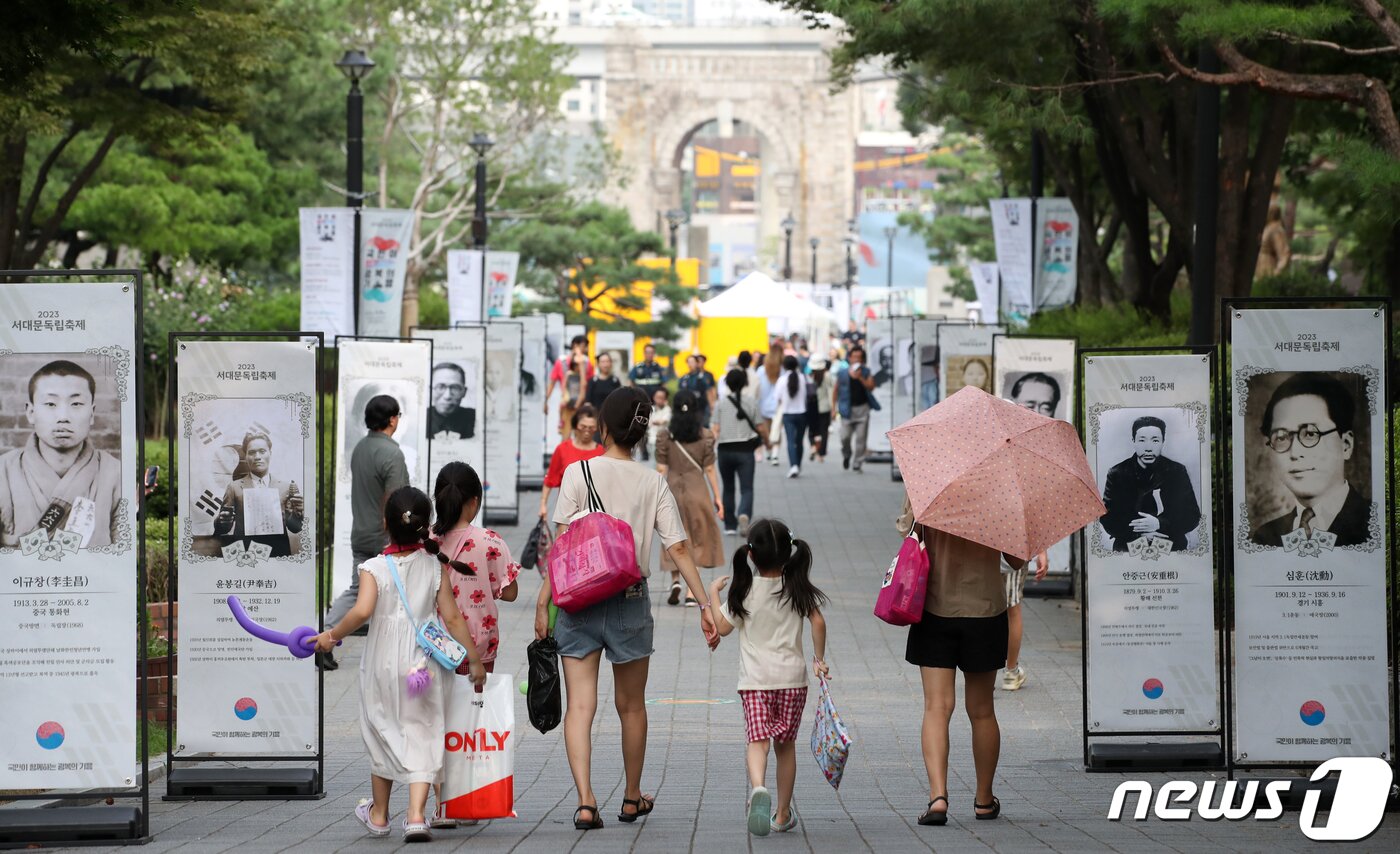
[913, 318, 948, 413]
[1230, 307, 1389, 763]
[448, 251, 520, 325]
[333, 339, 431, 594]
[419, 327, 486, 495]
[0, 282, 138, 789]
[865, 319, 895, 455]
[993, 336, 1078, 581]
[989, 198, 1032, 318]
[968, 262, 1000, 324]
[888, 318, 917, 427]
[544, 314, 565, 452]
[516, 316, 548, 481]
[359, 209, 416, 338]
[176, 340, 318, 755]
[1084, 353, 1217, 733]
[1034, 197, 1078, 311]
[299, 208, 355, 340]
[484, 322, 523, 520]
[937, 322, 1004, 404]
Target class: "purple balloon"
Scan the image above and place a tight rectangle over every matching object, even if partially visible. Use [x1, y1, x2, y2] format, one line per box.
[226, 595, 331, 659]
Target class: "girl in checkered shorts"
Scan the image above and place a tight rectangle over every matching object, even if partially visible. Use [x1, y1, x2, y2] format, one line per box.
[708, 519, 828, 837]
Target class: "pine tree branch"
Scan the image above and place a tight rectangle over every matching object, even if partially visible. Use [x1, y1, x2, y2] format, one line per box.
[1353, 0, 1400, 51]
[1266, 30, 1397, 55]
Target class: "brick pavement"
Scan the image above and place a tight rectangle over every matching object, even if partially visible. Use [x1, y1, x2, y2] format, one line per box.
[76, 455, 1400, 852]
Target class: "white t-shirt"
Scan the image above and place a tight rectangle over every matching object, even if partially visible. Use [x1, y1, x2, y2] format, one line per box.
[718, 576, 808, 690]
[773, 371, 807, 417]
[552, 454, 686, 578]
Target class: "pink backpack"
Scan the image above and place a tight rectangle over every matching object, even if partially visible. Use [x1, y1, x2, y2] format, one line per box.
[547, 460, 641, 612]
[874, 523, 927, 626]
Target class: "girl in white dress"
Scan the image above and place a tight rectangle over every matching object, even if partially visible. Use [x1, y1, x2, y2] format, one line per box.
[315, 486, 487, 842]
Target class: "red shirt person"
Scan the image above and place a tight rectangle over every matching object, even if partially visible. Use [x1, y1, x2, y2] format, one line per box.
[540, 404, 606, 519]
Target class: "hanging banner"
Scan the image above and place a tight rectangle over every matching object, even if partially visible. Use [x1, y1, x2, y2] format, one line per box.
[994, 336, 1078, 582]
[447, 250, 520, 325]
[1034, 198, 1079, 312]
[865, 318, 895, 455]
[937, 322, 1004, 403]
[968, 262, 1000, 324]
[1083, 353, 1217, 733]
[516, 316, 548, 483]
[0, 281, 138, 789]
[1229, 306, 1390, 763]
[359, 209, 416, 338]
[175, 340, 318, 755]
[332, 339, 431, 594]
[989, 198, 1032, 318]
[484, 322, 523, 522]
[417, 327, 486, 493]
[888, 318, 918, 426]
[299, 207, 354, 339]
[544, 314, 565, 457]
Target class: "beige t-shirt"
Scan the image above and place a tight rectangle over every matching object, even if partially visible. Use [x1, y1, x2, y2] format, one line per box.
[553, 454, 686, 578]
[718, 576, 808, 691]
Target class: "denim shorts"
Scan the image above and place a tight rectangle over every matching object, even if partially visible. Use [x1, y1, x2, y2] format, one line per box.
[554, 580, 654, 664]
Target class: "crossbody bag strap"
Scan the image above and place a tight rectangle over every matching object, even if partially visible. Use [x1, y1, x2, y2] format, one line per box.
[730, 394, 758, 432]
[580, 459, 605, 514]
[671, 437, 704, 473]
[383, 554, 419, 633]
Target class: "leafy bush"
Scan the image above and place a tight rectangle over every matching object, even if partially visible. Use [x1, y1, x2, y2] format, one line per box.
[1021, 291, 1189, 349]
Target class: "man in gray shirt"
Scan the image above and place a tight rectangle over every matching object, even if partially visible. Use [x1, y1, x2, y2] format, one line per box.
[319, 394, 409, 670]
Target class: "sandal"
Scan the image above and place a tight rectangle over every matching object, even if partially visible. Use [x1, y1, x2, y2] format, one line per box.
[918, 795, 948, 826]
[573, 804, 603, 830]
[747, 786, 772, 836]
[617, 794, 654, 823]
[974, 796, 1001, 821]
[354, 799, 391, 837]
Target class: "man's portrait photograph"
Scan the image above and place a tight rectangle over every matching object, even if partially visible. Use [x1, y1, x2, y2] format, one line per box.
[1244, 371, 1374, 549]
[428, 361, 477, 441]
[0, 355, 122, 548]
[1096, 407, 1204, 555]
[1002, 370, 1067, 420]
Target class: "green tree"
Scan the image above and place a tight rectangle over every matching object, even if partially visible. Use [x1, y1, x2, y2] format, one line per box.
[898, 132, 1002, 303]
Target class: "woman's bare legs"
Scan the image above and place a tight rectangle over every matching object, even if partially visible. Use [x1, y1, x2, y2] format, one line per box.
[406, 782, 430, 825]
[562, 652, 603, 809]
[964, 670, 1000, 812]
[919, 666, 956, 815]
[370, 774, 393, 826]
[613, 656, 651, 815]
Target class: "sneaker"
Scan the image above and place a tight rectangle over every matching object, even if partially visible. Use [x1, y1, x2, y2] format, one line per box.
[770, 455, 781, 467]
[787, 465, 800, 478]
[1001, 665, 1026, 691]
[724, 527, 739, 536]
[668, 581, 682, 606]
[430, 805, 457, 830]
[842, 450, 851, 469]
[738, 514, 750, 537]
[685, 596, 698, 607]
[748, 787, 772, 837]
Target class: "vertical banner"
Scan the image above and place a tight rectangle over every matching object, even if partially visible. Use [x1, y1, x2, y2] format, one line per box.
[989, 198, 1033, 318]
[1034, 198, 1079, 312]
[176, 340, 318, 755]
[332, 339, 431, 594]
[299, 207, 354, 339]
[937, 322, 1004, 403]
[969, 262, 1000, 323]
[516, 316, 548, 483]
[865, 318, 895, 455]
[419, 327, 486, 491]
[484, 322, 523, 522]
[1083, 353, 1217, 732]
[358, 209, 416, 338]
[994, 336, 1078, 582]
[594, 331, 635, 384]
[888, 318, 917, 425]
[1229, 306, 1390, 763]
[544, 314, 565, 455]
[0, 282, 138, 789]
[447, 250, 521, 325]
[913, 318, 949, 412]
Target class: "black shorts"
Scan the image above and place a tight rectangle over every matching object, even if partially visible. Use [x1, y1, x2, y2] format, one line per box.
[905, 611, 1009, 673]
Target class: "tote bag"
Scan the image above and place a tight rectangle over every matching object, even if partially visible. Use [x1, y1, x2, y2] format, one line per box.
[546, 460, 640, 612]
[873, 524, 927, 626]
[810, 675, 852, 789]
[442, 673, 517, 820]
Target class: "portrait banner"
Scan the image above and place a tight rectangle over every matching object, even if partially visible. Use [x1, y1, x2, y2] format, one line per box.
[989, 198, 1033, 317]
[298, 207, 354, 339]
[0, 281, 138, 790]
[447, 250, 521, 324]
[994, 335, 1078, 581]
[888, 318, 918, 427]
[358, 209, 416, 338]
[913, 318, 951, 413]
[865, 319, 896, 455]
[937, 322, 1004, 403]
[1083, 353, 1217, 733]
[969, 262, 1000, 323]
[544, 314, 565, 455]
[594, 331, 635, 388]
[332, 339, 431, 595]
[516, 316, 548, 482]
[415, 327, 486, 502]
[175, 339, 318, 756]
[1033, 197, 1079, 312]
[484, 322, 523, 521]
[1228, 306, 1390, 764]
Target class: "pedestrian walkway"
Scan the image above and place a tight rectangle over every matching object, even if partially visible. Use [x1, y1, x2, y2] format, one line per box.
[90, 457, 1399, 851]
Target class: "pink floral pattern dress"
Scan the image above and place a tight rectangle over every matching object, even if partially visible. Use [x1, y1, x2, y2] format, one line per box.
[436, 524, 520, 669]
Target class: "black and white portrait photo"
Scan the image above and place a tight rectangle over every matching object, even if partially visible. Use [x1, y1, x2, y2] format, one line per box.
[872, 338, 895, 388]
[1097, 408, 1203, 554]
[0, 355, 122, 549]
[946, 354, 993, 397]
[343, 379, 421, 476]
[485, 348, 518, 422]
[428, 361, 478, 441]
[1244, 371, 1373, 549]
[1003, 370, 1067, 419]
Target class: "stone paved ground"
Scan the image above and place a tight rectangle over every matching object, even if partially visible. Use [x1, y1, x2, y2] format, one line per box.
[73, 456, 1400, 851]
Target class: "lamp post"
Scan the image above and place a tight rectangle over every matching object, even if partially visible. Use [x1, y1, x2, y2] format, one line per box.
[883, 225, 897, 315]
[808, 237, 820, 285]
[665, 208, 686, 271]
[470, 132, 494, 319]
[335, 49, 375, 335]
[780, 212, 796, 281]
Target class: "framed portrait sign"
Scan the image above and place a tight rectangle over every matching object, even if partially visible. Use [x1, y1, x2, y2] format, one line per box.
[888, 317, 918, 426]
[937, 322, 1004, 403]
[0, 280, 139, 790]
[1227, 304, 1391, 765]
[516, 316, 548, 484]
[484, 321, 523, 523]
[912, 318, 950, 413]
[1082, 352, 1218, 735]
[865, 318, 895, 456]
[175, 339, 319, 756]
[417, 326, 486, 493]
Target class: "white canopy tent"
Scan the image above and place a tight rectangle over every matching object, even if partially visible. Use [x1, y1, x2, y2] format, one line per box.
[700, 272, 836, 349]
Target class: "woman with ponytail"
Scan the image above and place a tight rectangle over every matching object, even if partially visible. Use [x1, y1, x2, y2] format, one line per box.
[313, 486, 485, 842]
[537, 385, 719, 830]
[708, 518, 828, 836]
[773, 354, 809, 478]
[656, 389, 725, 606]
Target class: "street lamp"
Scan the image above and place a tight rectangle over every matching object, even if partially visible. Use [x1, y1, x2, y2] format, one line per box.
[665, 208, 686, 271]
[470, 132, 494, 318]
[883, 225, 898, 313]
[808, 236, 820, 285]
[336, 49, 375, 334]
[780, 213, 796, 281]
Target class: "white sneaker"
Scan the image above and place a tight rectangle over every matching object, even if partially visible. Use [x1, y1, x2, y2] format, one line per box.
[1001, 665, 1026, 691]
[770, 455, 781, 467]
[787, 465, 800, 478]
[738, 514, 750, 537]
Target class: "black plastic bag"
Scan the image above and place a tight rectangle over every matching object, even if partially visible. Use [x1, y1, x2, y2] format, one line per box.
[520, 519, 551, 571]
[526, 636, 562, 734]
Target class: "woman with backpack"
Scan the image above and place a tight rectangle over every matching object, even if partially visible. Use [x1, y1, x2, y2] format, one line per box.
[711, 368, 766, 539]
[536, 387, 718, 830]
[656, 389, 726, 607]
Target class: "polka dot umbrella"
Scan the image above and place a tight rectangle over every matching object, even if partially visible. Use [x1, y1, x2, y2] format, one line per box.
[888, 385, 1105, 561]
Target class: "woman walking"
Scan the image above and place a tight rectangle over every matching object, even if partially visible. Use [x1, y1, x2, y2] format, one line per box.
[896, 498, 1046, 826]
[804, 356, 834, 463]
[537, 387, 718, 830]
[539, 405, 605, 520]
[756, 342, 784, 466]
[774, 355, 809, 479]
[657, 390, 725, 606]
[712, 368, 766, 539]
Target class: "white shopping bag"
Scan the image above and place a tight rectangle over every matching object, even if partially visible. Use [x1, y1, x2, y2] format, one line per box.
[442, 673, 516, 819]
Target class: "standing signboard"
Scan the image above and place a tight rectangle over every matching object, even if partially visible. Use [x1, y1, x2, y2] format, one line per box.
[358, 210, 415, 338]
[1227, 303, 1391, 765]
[484, 322, 523, 524]
[888, 317, 917, 480]
[989, 198, 1033, 317]
[414, 327, 486, 502]
[594, 331, 635, 387]
[298, 208, 354, 339]
[516, 316, 548, 488]
[913, 318, 951, 412]
[937, 323, 1004, 403]
[447, 250, 521, 324]
[864, 318, 895, 458]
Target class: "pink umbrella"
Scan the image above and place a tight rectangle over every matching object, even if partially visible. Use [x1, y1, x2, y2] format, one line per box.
[888, 386, 1104, 561]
